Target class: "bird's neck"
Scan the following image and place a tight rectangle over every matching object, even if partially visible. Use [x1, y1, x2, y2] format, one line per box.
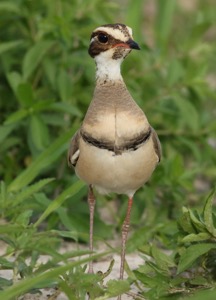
[95, 56, 123, 83]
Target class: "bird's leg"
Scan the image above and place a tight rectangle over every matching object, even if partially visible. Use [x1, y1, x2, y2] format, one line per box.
[88, 185, 96, 274]
[117, 197, 133, 300]
[119, 197, 133, 279]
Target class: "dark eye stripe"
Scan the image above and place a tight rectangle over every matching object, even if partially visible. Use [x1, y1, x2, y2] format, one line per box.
[89, 31, 126, 58]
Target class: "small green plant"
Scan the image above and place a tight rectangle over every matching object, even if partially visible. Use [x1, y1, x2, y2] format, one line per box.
[133, 189, 216, 300]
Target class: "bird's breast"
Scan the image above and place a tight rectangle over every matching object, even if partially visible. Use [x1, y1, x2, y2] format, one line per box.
[75, 133, 159, 197]
[82, 110, 150, 148]
[78, 90, 158, 195]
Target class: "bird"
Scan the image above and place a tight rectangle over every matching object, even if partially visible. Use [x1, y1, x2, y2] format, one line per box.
[68, 23, 161, 299]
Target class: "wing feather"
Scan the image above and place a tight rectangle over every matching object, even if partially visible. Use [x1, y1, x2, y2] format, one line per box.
[151, 127, 161, 162]
[67, 130, 81, 167]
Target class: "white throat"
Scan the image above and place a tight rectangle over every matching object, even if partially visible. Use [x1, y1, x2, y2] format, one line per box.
[94, 51, 124, 82]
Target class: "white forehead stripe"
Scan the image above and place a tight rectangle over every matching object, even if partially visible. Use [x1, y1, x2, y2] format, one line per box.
[93, 26, 133, 42]
[126, 26, 133, 36]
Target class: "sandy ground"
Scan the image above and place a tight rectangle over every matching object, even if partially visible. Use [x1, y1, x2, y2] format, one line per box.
[0, 240, 144, 300]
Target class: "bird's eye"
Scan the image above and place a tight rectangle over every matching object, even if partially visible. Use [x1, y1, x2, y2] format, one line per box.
[98, 33, 108, 43]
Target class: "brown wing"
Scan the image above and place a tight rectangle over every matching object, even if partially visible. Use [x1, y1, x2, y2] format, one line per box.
[67, 130, 81, 168]
[151, 127, 162, 162]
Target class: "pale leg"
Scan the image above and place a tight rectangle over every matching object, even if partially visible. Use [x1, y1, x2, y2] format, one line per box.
[117, 197, 133, 300]
[88, 185, 96, 274]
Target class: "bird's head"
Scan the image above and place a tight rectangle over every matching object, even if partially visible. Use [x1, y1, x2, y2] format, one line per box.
[88, 24, 140, 81]
[89, 23, 140, 60]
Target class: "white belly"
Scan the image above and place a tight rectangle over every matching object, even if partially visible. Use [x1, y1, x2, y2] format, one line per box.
[75, 138, 159, 197]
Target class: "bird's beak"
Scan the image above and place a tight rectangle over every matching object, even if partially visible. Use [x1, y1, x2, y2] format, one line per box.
[113, 39, 140, 50]
[127, 39, 140, 50]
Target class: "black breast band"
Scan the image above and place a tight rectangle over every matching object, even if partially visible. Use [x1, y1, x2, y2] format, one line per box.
[81, 128, 151, 154]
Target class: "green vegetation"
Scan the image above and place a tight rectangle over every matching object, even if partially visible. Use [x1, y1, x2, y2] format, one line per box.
[0, 0, 216, 299]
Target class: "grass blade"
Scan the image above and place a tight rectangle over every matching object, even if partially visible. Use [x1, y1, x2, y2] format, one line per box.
[34, 180, 85, 227]
[10, 178, 55, 207]
[8, 126, 78, 192]
[155, 0, 176, 48]
[0, 252, 110, 300]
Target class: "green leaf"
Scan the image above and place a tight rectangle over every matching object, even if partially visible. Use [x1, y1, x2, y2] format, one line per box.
[57, 69, 73, 102]
[0, 224, 25, 234]
[0, 252, 109, 300]
[189, 209, 206, 232]
[203, 188, 216, 236]
[184, 288, 216, 300]
[0, 124, 17, 143]
[0, 277, 13, 288]
[6, 71, 23, 97]
[167, 59, 185, 86]
[0, 257, 14, 269]
[15, 210, 33, 227]
[10, 178, 55, 207]
[43, 59, 57, 88]
[4, 109, 29, 125]
[4, 100, 55, 125]
[105, 280, 130, 297]
[155, 0, 176, 48]
[170, 154, 184, 180]
[28, 114, 50, 151]
[34, 180, 85, 227]
[177, 136, 202, 162]
[31, 99, 54, 113]
[182, 232, 211, 243]
[177, 243, 216, 274]
[50, 102, 82, 117]
[0, 181, 6, 209]
[134, 270, 168, 288]
[125, 0, 143, 40]
[178, 207, 196, 234]
[151, 245, 175, 272]
[189, 275, 210, 286]
[0, 40, 24, 55]
[22, 40, 55, 80]
[51, 230, 78, 241]
[188, 22, 212, 46]
[8, 126, 78, 192]
[59, 280, 77, 300]
[16, 82, 34, 107]
[0, 2, 21, 14]
[173, 95, 199, 132]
